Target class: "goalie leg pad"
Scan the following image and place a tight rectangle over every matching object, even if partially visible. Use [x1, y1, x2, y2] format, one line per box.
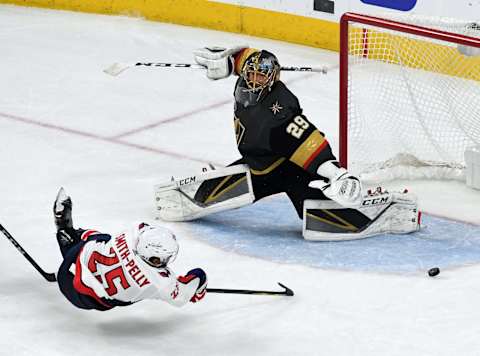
[154, 164, 254, 221]
[303, 190, 420, 241]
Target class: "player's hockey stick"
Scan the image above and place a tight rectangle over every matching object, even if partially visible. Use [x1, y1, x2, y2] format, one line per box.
[207, 282, 294, 296]
[0, 225, 292, 295]
[103, 62, 331, 77]
[0, 224, 57, 282]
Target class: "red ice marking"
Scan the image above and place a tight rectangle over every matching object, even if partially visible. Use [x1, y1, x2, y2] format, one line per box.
[0, 74, 315, 167]
[0, 111, 217, 165]
[110, 99, 232, 139]
[109, 68, 314, 144]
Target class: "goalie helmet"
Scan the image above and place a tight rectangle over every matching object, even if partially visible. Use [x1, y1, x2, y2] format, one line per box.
[235, 50, 280, 107]
[134, 224, 179, 268]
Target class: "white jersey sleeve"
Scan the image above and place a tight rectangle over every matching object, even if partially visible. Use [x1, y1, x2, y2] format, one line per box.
[75, 226, 196, 307]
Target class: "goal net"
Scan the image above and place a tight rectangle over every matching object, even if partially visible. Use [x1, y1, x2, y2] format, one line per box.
[339, 13, 480, 182]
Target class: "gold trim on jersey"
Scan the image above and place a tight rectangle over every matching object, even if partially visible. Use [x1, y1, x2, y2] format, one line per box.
[205, 175, 247, 204]
[249, 157, 286, 175]
[290, 130, 325, 168]
[234, 48, 259, 75]
[306, 210, 359, 232]
[234, 116, 245, 145]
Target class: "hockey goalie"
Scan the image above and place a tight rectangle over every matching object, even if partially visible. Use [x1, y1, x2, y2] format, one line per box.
[154, 46, 421, 241]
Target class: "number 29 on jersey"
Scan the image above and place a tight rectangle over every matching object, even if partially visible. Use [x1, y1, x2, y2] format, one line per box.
[286, 116, 309, 139]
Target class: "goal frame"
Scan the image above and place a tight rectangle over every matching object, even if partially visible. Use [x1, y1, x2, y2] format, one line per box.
[339, 12, 480, 169]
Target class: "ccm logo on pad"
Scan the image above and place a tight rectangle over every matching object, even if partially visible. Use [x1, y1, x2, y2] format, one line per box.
[362, 197, 389, 206]
[178, 176, 196, 186]
[360, 0, 417, 11]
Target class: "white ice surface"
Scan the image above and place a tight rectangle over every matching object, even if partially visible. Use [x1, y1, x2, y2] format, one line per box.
[1, 5, 480, 356]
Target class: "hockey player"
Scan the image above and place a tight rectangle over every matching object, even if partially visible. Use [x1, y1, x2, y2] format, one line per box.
[54, 188, 207, 311]
[154, 47, 420, 241]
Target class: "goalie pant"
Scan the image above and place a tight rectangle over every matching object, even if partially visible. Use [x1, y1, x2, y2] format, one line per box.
[57, 226, 201, 311]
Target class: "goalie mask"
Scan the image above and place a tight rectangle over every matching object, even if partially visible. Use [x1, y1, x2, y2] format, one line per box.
[235, 50, 280, 107]
[134, 224, 179, 268]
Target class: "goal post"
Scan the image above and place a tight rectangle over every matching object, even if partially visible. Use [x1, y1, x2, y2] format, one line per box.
[339, 12, 480, 181]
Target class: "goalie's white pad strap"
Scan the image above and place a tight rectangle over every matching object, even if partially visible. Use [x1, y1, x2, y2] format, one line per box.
[154, 165, 254, 221]
[302, 191, 420, 241]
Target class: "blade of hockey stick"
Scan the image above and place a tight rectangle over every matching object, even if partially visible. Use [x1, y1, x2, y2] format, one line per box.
[103, 62, 131, 76]
[207, 282, 294, 296]
[0, 224, 57, 282]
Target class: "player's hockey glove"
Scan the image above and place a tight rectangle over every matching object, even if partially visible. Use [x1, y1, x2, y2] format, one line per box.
[193, 46, 247, 80]
[178, 268, 208, 303]
[309, 160, 362, 208]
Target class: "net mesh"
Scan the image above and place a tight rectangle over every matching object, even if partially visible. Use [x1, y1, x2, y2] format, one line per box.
[345, 13, 480, 181]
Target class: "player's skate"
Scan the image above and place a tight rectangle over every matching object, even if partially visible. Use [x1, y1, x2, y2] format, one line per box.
[53, 187, 78, 252]
[54, 188, 73, 230]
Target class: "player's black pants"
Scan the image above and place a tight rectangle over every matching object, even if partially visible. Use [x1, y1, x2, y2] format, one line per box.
[196, 158, 328, 218]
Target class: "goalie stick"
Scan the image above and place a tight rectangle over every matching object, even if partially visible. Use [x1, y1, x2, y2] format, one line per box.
[0, 223, 57, 282]
[103, 62, 333, 77]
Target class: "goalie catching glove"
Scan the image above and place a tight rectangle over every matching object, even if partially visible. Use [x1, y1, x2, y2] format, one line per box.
[309, 160, 362, 208]
[193, 46, 247, 80]
[178, 268, 208, 303]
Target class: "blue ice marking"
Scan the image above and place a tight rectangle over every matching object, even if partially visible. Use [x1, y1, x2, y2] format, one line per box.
[186, 196, 480, 273]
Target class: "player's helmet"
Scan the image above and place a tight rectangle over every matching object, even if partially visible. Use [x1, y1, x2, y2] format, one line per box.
[235, 50, 280, 107]
[135, 225, 179, 268]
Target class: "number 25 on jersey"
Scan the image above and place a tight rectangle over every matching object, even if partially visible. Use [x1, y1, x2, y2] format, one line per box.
[88, 248, 130, 296]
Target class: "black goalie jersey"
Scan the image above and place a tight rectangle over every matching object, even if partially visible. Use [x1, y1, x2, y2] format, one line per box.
[233, 78, 335, 175]
[194, 48, 337, 217]
[229, 46, 336, 175]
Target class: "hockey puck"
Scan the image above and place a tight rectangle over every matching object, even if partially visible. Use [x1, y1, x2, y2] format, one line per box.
[428, 267, 440, 277]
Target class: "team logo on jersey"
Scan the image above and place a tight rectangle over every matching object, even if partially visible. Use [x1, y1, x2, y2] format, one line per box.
[270, 101, 283, 115]
[234, 116, 245, 146]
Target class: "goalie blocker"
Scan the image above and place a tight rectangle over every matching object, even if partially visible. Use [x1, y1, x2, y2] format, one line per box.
[154, 165, 254, 221]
